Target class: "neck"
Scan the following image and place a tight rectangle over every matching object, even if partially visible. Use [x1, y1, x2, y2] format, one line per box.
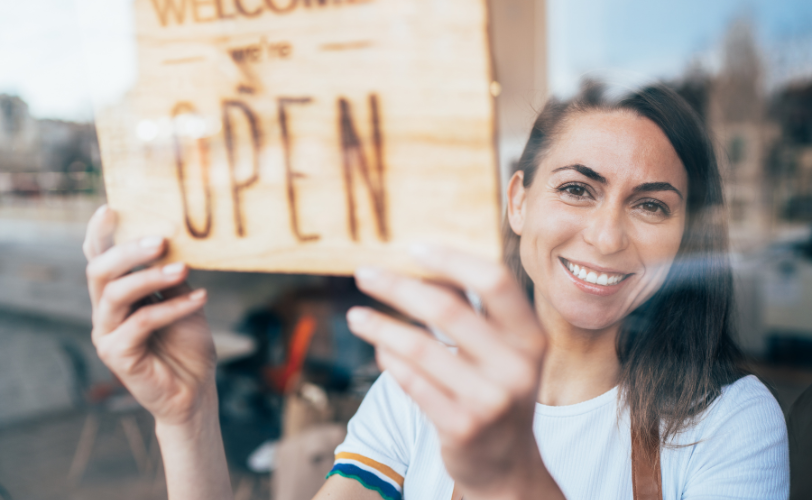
[534, 294, 622, 407]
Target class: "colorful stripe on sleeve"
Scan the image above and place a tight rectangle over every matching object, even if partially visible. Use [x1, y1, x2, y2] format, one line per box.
[327, 452, 404, 500]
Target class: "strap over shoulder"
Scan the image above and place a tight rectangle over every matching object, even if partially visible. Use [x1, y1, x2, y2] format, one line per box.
[631, 427, 662, 500]
[450, 482, 464, 500]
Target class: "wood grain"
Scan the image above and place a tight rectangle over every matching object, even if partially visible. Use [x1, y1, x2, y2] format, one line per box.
[94, 0, 501, 275]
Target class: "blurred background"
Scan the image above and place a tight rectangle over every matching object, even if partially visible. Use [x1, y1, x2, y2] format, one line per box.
[1, 0, 811, 499]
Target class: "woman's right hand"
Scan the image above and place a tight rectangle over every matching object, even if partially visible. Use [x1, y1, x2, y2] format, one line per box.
[83, 205, 216, 426]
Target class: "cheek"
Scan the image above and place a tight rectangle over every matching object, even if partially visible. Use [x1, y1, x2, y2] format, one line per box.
[518, 198, 586, 277]
[634, 220, 684, 265]
[629, 219, 685, 298]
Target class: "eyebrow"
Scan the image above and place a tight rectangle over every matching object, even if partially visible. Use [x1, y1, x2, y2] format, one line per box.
[633, 182, 683, 200]
[552, 164, 606, 183]
[552, 164, 684, 200]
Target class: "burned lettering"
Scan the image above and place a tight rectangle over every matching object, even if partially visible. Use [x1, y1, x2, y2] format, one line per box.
[222, 100, 262, 237]
[338, 94, 388, 241]
[278, 97, 320, 242]
[172, 102, 214, 239]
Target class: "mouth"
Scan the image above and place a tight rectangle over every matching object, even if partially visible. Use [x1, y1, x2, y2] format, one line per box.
[559, 257, 632, 287]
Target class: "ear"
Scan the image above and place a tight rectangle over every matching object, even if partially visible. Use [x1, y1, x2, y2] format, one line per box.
[507, 171, 527, 236]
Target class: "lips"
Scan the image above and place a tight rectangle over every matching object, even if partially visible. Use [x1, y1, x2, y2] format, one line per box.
[559, 257, 632, 287]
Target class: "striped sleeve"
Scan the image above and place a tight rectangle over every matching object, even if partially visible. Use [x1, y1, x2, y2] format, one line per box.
[329, 372, 418, 500]
[327, 452, 405, 500]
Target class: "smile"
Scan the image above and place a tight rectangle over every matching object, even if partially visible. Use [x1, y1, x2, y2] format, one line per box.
[559, 257, 631, 287]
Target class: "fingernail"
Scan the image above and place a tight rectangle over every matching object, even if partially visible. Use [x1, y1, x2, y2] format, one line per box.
[355, 267, 381, 282]
[189, 289, 206, 301]
[162, 262, 185, 275]
[140, 236, 163, 248]
[94, 204, 108, 217]
[409, 243, 431, 258]
[347, 307, 370, 325]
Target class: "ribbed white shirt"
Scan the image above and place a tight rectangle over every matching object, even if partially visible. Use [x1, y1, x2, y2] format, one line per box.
[334, 373, 789, 500]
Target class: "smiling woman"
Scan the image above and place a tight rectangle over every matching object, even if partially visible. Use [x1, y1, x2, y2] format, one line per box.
[504, 81, 741, 454]
[81, 81, 788, 500]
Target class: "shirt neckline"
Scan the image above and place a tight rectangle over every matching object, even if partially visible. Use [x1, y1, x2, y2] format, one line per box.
[534, 385, 619, 417]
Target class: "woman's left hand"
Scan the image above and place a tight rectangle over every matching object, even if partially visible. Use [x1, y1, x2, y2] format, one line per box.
[347, 246, 564, 500]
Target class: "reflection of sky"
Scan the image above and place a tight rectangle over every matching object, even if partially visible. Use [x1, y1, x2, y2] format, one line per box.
[0, 0, 134, 122]
[0, 0, 94, 121]
[1, 0, 811, 121]
[549, 0, 812, 96]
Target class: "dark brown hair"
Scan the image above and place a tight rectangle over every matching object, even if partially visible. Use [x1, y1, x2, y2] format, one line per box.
[505, 81, 745, 452]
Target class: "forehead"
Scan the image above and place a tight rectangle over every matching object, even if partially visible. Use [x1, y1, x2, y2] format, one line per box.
[542, 110, 687, 190]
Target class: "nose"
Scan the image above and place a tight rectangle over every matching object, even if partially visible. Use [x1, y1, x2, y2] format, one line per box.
[581, 205, 629, 256]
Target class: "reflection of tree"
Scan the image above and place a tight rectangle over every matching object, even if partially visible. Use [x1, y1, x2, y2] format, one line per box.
[767, 82, 812, 221]
[770, 83, 812, 145]
[0, 96, 24, 135]
[672, 62, 711, 124]
[0, 94, 102, 196]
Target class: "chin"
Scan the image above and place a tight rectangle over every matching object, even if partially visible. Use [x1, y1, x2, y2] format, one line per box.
[543, 292, 627, 331]
[562, 307, 623, 331]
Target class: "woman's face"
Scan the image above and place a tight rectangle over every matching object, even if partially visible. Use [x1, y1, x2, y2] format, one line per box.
[508, 110, 688, 331]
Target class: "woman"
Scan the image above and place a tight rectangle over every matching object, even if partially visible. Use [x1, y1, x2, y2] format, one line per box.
[82, 83, 788, 500]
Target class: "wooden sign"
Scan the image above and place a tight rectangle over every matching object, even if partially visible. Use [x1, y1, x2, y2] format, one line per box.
[92, 0, 501, 275]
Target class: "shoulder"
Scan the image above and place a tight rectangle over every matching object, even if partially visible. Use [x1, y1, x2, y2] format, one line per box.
[352, 371, 420, 425]
[708, 375, 784, 427]
[674, 375, 789, 499]
[334, 372, 422, 473]
[688, 374, 786, 445]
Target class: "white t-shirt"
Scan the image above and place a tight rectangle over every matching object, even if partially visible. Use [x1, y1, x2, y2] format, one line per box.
[329, 373, 788, 500]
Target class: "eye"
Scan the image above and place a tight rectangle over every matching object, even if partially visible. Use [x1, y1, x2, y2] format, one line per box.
[558, 183, 591, 199]
[635, 200, 670, 217]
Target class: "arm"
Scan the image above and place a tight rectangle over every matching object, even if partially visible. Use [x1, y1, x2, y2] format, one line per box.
[313, 475, 390, 500]
[83, 206, 232, 500]
[347, 246, 565, 500]
[155, 390, 231, 500]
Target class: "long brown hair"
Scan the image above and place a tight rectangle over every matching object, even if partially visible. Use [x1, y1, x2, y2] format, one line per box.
[504, 81, 745, 452]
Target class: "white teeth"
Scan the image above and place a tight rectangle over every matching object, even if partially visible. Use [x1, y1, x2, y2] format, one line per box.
[564, 259, 626, 286]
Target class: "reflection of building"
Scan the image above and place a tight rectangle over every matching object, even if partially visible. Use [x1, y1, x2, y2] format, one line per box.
[672, 21, 802, 251]
[0, 94, 101, 195]
[707, 21, 780, 249]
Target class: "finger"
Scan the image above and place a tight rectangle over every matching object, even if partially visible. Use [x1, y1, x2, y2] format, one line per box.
[347, 307, 506, 412]
[410, 245, 540, 340]
[354, 268, 512, 363]
[86, 235, 166, 306]
[94, 262, 189, 336]
[83, 205, 117, 260]
[160, 280, 193, 300]
[95, 289, 207, 363]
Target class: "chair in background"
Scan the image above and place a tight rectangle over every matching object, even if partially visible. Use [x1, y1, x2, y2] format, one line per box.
[59, 341, 152, 484]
